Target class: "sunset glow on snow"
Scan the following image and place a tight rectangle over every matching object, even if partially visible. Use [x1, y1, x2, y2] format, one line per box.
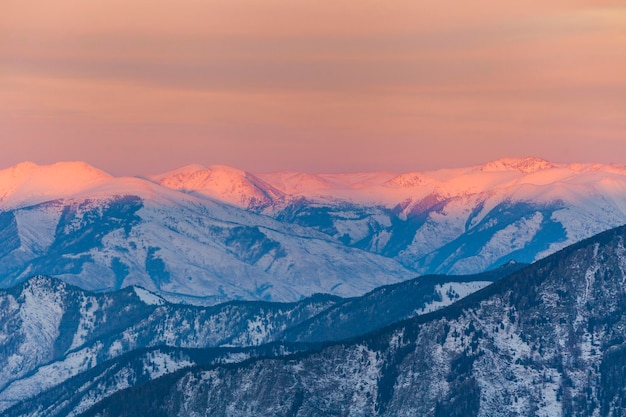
[1, 1, 625, 174]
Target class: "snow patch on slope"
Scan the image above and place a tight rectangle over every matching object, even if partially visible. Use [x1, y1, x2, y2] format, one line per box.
[416, 281, 492, 315]
[143, 350, 194, 379]
[13, 203, 64, 255]
[69, 296, 100, 350]
[0, 343, 104, 409]
[133, 287, 165, 306]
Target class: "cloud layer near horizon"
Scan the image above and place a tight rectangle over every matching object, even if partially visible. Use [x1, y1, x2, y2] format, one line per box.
[1, 0, 625, 174]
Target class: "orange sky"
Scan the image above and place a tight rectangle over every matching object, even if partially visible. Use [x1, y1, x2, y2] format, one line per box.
[1, 0, 625, 175]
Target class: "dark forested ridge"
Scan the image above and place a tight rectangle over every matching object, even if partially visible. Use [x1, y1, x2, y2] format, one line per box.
[280, 261, 525, 344]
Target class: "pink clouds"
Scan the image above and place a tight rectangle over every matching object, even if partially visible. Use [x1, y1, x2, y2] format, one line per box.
[1, 1, 624, 175]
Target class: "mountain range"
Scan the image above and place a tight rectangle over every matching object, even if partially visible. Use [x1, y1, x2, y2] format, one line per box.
[1, 157, 625, 303]
[0, 262, 521, 414]
[87, 223, 626, 417]
[3, 219, 625, 416]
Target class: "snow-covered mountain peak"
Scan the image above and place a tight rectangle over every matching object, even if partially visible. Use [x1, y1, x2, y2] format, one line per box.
[481, 157, 556, 174]
[1, 161, 111, 182]
[148, 163, 207, 180]
[150, 164, 284, 209]
[581, 163, 626, 176]
[8, 161, 38, 175]
[258, 171, 350, 197]
[385, 172, 432, 188]
[152, 164, 249, 185]
[0, 161, 112, 209]
[207, 164, 248, 176]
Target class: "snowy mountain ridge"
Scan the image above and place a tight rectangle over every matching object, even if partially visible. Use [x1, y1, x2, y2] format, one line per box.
[0, 265, 516, 413]
[0, 161, 111, 210]
[6, 157, 623, 210]
[8, 223, 626, 417]
[0, 157, 625, 303]
[147, 164, 285, 210]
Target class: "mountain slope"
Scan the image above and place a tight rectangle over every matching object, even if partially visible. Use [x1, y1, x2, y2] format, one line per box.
[2, 343, 323, 417]
[147, 164, 284, 210]
[263, 159, 626, 275]
[0, 277, 340, 412]
[74, 224, 626, 417]
[1, 158, 625, 301]
[0, 169, 413, 303]
[150, 157, 626, 276]
[0, 261, 513, 413]
[280, 261, 525, 344]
